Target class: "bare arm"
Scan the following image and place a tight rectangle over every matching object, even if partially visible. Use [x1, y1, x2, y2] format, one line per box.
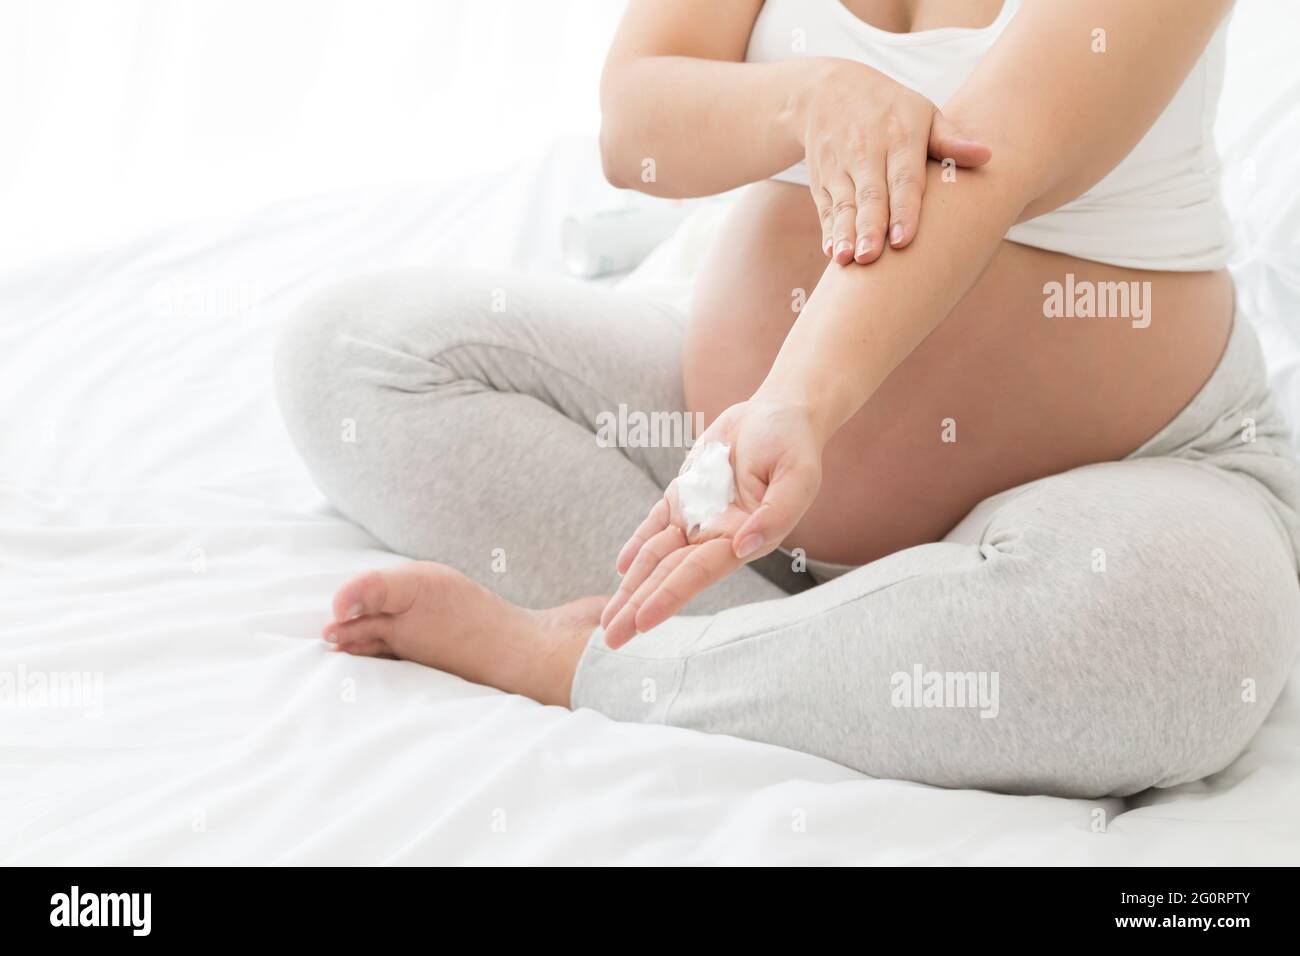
[600, 0, 991, 261]
[760, 0, 1235, 440]
[599, 0, 802, 196]
[602, 0, 1235, 647]
[599, 0, 799, 197]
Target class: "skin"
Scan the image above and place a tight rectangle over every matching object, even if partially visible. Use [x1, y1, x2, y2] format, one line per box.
[326, 0, 1238, 703]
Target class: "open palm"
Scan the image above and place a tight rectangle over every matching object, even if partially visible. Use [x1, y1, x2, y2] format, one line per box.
[600, 398, 823, 648]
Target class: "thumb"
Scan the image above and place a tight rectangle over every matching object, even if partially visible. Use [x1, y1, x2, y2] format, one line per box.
[928, 113, 993, 168]
[732, 462, 820, 562]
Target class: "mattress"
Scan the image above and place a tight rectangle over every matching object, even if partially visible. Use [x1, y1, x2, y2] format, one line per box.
[4, 101, 1300, 866]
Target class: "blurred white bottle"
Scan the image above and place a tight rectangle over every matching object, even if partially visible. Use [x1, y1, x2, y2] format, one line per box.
[561, 202, 697, 278]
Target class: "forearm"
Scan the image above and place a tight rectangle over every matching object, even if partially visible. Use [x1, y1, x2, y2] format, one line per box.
[757, 160, 1026, 440]
[599, 57, 816, 198]
[756, 0, 1232, 441]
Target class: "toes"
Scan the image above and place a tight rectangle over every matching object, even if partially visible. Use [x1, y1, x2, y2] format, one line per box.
[331, 570, 390, 623]
[323, 614, 394, 652]
[332, 637, 395, 659]
[331, 564, 427, 623]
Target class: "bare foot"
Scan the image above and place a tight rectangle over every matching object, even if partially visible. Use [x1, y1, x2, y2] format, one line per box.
[322, 561, 604, 706]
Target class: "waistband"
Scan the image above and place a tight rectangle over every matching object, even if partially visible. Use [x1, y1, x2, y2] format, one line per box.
[1123, 309, 1290, 462]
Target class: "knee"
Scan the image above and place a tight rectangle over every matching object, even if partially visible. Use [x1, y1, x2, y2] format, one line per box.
[273, 266, 481, 415]
[993, 464, 1300, 795]
[274, 278, 370, 424]
[1096, 569, 1295, 795]
[274, 270, 427, 452]
[1139, 519, 1300, 791]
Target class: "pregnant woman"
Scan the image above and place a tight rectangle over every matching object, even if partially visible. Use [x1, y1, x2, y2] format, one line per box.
[275, 0, 1300, 796]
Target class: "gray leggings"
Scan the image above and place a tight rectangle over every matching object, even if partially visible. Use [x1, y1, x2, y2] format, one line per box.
[274, 267, 1300, 797]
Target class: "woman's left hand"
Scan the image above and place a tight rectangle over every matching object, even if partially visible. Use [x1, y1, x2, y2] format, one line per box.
[600, 397, 824, 649]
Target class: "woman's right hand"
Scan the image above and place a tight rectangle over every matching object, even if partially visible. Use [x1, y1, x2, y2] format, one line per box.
[795, 58, 993, 265]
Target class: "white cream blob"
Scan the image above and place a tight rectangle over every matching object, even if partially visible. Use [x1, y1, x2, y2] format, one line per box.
[677, 441, 736, 533]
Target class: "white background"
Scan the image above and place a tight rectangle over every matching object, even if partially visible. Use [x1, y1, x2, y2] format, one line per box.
[0, 0, 623, 266]
[2, 0, 1299, 269]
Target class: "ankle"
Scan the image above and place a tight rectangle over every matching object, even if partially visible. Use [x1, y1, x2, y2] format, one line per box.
[531, 604, 601, 706]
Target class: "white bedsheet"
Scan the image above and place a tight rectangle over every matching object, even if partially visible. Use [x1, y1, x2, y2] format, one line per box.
[5, 93, 1300, 866]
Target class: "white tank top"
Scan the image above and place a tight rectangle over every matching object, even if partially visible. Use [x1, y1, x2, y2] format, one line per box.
[745, 0, 1234, 271]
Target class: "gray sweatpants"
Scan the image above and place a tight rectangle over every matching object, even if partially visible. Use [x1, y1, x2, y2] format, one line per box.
[274, 267, 1300, 797]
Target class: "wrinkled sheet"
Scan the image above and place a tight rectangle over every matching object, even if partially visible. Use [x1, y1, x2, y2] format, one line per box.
[4, 94, 1300, 865]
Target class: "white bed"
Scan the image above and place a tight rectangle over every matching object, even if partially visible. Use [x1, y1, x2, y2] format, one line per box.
[4, 41, 1300, 867]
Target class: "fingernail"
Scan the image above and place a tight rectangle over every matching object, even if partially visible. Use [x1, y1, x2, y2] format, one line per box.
[855, 236, 872, 257]
[736, 534, 764, 560]
[890, 223, 904, 245]
[345, 602, 364, 621]
[834, 239, 852, 258]
[822, 237, 832, 255]
[323, 629, 338, 644]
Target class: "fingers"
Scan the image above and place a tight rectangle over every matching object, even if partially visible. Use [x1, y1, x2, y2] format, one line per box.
[635, 539, 740, 635]
[825, 172, 858, 265]
[614, 497, 671, 576]
[885, 134, 926, 250]
[812, 171, 836, 258]
[810, 108, 991, 267]
[605, 537, 740, 649]
[603, 547, 691, 649]
[850, 164, 888, 264]
[928, 112, 992, 168]
[601, 524, 686, 631]
[814, 141, 899, 265]
[731, 460, 821, 563]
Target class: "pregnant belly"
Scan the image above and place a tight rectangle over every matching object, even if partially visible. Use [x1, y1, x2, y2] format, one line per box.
[684, 181, 1235, 565]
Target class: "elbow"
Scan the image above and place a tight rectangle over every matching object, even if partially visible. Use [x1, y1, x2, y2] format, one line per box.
[598, 121, 630, 190]
[941, 135, 1055, 225]
[937, 105, 1057, 222]
[599, 120, 693, 198]
[939, 107, 1120, 224]
[599, 64, 676, 195]
[597, 64, 634, 190]
[597, 63, 702, 199]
